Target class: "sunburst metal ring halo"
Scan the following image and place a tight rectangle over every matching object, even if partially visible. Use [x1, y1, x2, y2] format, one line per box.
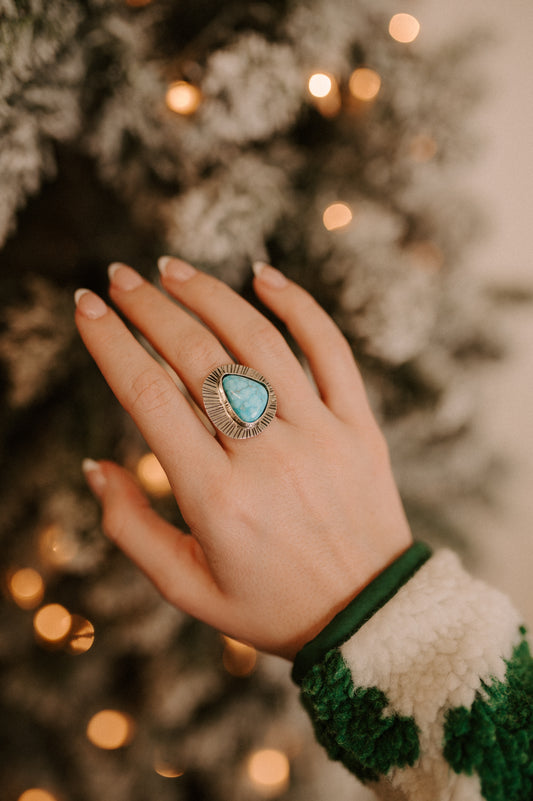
[202, 364, 277, 440]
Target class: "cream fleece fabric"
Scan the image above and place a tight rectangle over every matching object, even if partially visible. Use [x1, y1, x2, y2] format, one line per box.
[340, 550, 523, 801]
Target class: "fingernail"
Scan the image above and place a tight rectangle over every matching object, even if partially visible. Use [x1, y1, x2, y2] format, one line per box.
[252, 262, 288, 289]
[108, 262, 144, 291]
[158, 256, 196, 282]
[82, 459, 107, 497]
[74, 289, 107, 320]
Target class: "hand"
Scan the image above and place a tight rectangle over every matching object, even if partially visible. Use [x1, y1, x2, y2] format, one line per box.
[75, 259, 412, 660]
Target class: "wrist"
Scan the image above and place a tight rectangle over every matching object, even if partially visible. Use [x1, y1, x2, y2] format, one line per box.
[291, 541, 432, 678]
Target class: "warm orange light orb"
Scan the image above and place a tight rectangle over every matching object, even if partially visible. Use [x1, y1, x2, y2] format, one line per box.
[222, 636, 257, 676]
[154, 762, 185, 778]
[165, 81, 202, 115]
[349, 68, 381, 101]
[66, 615, 95, 655]
[247, 749, 290, 796]
[308, 72, 333, 98]
[8, 568, 45, 609]
[136, 452, 172, 497]
[323, 202, 353, 231]
[86, 710, 134, 750]
[33, 604, 71, 644]
[389, 13, 421, 43]
[18, 790, 58, 801]
[39, 523, 78, 568]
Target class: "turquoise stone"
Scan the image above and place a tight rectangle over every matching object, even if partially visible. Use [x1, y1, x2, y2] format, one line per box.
[222, 374, 268, 423]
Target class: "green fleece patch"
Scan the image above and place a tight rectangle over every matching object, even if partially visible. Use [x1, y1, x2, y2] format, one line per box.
[300, 648, 420, 782]
[443, 628, 533, 801]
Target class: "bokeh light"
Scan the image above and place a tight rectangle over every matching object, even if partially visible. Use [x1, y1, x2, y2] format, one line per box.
[165, 81, 202, 115]
[8, 568, 44, 609]
[247, 748, 290, 796]
[389, 13, 421, 43]
[154, 762, 185, 778]
[33, 604, 72, 645]
[349, 67, 381, 101]
[323, 202, 353, 231]
[86, 710, 134, 750]
[136, 452, 172, 497]
[308, 72, 333, 98]
[65, 615, 95, 655]
[39, 523, 78, 568]
[18, 790, 58, 801]
[222, 636, 257, 676]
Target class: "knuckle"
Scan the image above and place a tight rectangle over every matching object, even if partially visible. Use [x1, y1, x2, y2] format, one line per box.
[247, 321, 286, 358]
[178, 331, 221, 368]
[129, 367, 176, 416]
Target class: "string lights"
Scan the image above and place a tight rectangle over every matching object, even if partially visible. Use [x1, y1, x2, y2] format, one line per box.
[222, 635, 257, 676]
[86, 710, 135, 750]
[33, 603, 72, 647]
[247, 748, 290, 797]
[39, 523, 78, 568]
[8, 568, 44, 609]
[18, 790, 58, 801]
[389, 13, 421, 43]
[349, 67, 381, 102]
[323, 202, 353, 231]
[65, 615, 95, 655]
[136, 452, 172, 497]
[165, 81, 202, 116]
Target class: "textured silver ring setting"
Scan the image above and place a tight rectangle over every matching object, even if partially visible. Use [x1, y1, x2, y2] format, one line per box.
[202, 364, 277, 439]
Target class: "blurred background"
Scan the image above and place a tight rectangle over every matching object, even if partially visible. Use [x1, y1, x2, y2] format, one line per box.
[1, 2, 531, 800]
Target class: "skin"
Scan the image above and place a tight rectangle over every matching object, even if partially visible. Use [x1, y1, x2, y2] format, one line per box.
[75, 258, 412, 661]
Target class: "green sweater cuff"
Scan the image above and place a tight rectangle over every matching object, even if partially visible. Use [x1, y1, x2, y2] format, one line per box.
[291, 541, 432, 685]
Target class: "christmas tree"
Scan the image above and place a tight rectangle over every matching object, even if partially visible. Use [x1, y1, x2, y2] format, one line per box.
[0, 2, 500, 799]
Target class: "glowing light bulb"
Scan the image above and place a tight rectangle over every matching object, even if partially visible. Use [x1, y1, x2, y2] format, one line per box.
[8, 568, 44, 609]
[222, 636, 257, 676]
[247, 749, 290, 796]
[86, 710, 134, 750]
[389, 13, 421, 43]
[322, 202, 353, 231]
[349, 68, 381, 101]
[165, 81, 202, 115]
[18, 790, 58, 801]
[33, 604, 71, 645]
[65, 615, 95, 655]
[308, 73, 333, 98]
[136, 453, 172, 497]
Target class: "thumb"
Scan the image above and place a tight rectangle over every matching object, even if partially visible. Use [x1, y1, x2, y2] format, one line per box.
[81, 458, 223, 620]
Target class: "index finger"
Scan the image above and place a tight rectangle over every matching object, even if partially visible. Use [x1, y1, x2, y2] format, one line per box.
[74, 288, 227, 492]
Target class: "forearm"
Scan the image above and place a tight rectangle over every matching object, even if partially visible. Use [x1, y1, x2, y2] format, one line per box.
[292, 544, 533, 801]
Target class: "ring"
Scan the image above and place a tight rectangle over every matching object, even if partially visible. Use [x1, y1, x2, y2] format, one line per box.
[202, 364, 277, 439]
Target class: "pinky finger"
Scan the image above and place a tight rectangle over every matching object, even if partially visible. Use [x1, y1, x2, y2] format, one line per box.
[253, 265, 372, 425]
[82, 459, 224, 621]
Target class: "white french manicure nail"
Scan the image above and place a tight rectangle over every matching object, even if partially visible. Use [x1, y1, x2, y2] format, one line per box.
[82, 459, 106, 497]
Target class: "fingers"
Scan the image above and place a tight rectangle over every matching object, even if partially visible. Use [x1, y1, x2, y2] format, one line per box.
[252, 263, 372, 425]
[107, 263, 233, 413]
[109, 260, 315, 425]
[82, 460, 225, 622]
[75, 289, 225, 489]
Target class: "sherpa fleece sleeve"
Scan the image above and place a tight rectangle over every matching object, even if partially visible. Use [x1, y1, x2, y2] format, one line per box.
[291, 542, 533, 801]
